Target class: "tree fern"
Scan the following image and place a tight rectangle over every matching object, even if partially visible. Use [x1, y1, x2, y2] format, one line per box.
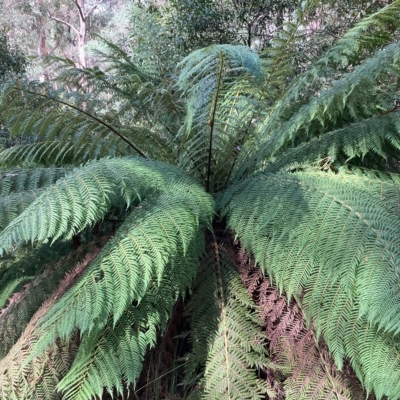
[3, 2, 400, 398]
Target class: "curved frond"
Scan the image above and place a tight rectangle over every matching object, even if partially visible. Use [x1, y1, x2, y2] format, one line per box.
[263, 111, 400, 172]
[33, 177, 212, 354]
[57, 237, 203, 400]
[260, 0, 400, 125]
[267, 41, 400, 151]
[0, 80, 176, 165]
[0, 158, 190, 253]
[220, 171, 400, 398]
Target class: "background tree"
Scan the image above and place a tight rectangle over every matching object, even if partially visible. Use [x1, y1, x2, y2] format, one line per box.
[0, 0, 129, 77]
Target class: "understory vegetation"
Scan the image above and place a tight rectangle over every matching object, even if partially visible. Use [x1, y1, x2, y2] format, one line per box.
[1, 0, 400, 399]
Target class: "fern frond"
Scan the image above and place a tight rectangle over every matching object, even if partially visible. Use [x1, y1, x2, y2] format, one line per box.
[220, 171, 400, 398]
[260, 0, 400, 125]
[261, 0, 321, 99]
[256, 41, 400, 161]
[0, 79, 177, 166]
[177, 44, 261, 191]
[0, 142, 77, 167]
[0, 167, 69, 195]
[0, 252, 98, 400]
[185, 235, 267, 399]
[32, 177, 212, 358]
[263, 111, 400, 172]
[0, 158, 192, 253]
[57, 237, 203, 400]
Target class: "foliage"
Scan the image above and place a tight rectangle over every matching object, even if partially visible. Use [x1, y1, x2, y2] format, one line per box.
[0, 35, 26, 81]
[1, 1, 400, 399]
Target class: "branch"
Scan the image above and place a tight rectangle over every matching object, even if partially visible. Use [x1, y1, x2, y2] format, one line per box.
[47, 12, 79, 35]
[72, 0, 85, 21]
[85, 0, 104, 18]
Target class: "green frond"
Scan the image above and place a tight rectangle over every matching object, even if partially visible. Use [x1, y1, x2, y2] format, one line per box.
[261, 0, 321, 98]
[0, 166, 69, 230]
[0, 157, 195, 253]
[57, 237, 203, 400]
[0, 142, 77, 167]
[0, 80, 176, 165]
[260, 0, 400, 124]
[0, 190, 42, 232]
[220, 171, 400, 398]
[263, 111, 400, 172]
[0, 167, 69, 194]
[177, 44, 261, 191]
[185, 238, 267, 399]
[33, 177, 212, 356]
[248, 42, 400, 171]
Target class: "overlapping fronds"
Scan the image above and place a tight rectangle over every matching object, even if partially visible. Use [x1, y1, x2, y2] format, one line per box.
[57, 238, 202, 400]
[28, 176, 212, 353]
[0, 157, 197, 254]
[260, 0, 400, 123]
[177, 44, 261, 191]
[0, 252, 98, 400]
[238, 248, 367, 400]
[263, 110, 400, 172]
[237, 41, 400, 178]
[2, 1, 400, 397]
[0, 79, 174, 165]
[184, 234, 267, 399]
[0, 167, 69, 195]
[0, 167, 69, 230]
[219, 171, 400, 398]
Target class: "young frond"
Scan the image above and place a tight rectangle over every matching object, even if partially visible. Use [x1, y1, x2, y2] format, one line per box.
[177, 44, 261, 191]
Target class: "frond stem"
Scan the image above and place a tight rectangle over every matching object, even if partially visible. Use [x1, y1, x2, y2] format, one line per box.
[17, 87, 147, 158]
[211, 230, 232, 399]
[224, 114, 254, 189]
[206, 54, 225, 192]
